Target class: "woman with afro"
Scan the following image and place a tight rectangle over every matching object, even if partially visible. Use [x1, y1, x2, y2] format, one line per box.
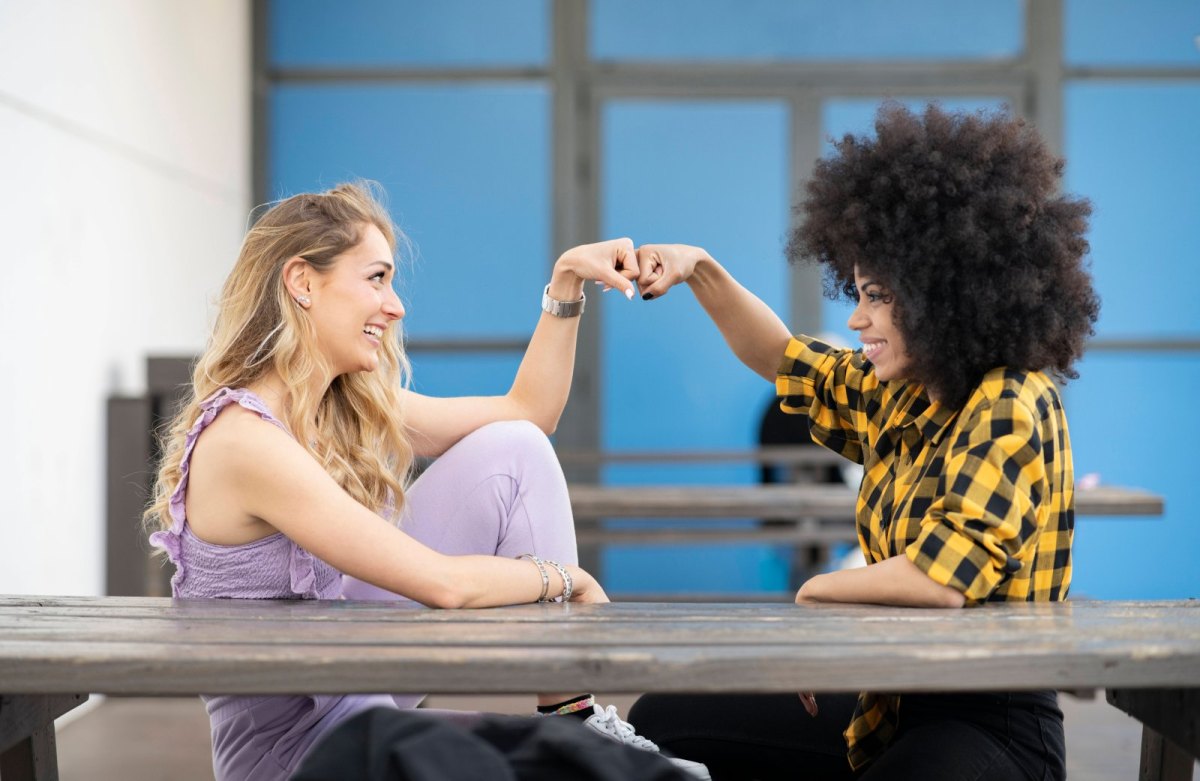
[623, 103, 1099, 780]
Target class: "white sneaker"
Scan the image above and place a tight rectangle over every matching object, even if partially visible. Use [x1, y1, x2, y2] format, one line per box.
[582, 704, 712, 780]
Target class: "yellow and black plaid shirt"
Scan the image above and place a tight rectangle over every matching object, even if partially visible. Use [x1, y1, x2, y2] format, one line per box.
[776, 335, 1074, 770]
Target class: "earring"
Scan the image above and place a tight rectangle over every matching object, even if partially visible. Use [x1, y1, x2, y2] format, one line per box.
[296, 295, 311, 307]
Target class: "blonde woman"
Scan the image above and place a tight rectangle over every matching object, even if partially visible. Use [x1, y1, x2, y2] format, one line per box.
[145, 183, 709, 781]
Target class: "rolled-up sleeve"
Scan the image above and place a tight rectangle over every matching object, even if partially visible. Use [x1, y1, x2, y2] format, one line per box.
[775, 335, 874, 464]
[905, 395, 1048, 603]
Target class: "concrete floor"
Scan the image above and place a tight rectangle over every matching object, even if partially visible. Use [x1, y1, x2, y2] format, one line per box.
[53, 691, 1197, 780]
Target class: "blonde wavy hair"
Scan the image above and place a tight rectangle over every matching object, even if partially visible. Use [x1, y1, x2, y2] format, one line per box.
[145, 182, 413, 535]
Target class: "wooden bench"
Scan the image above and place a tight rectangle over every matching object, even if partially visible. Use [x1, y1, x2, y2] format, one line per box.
[570, 483, 1164, 531]
[1, 596, 1196, 780]
[568, 483, 1166, 596]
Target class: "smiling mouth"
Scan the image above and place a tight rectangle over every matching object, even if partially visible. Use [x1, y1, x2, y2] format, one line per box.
[862, 341, 886, 360]
[363, 325, 383, 338]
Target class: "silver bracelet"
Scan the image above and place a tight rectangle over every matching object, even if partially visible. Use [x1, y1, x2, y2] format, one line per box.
[543, 560, 573, 602]
[541, 284, 586, 318]
[517, 553, 550, 602]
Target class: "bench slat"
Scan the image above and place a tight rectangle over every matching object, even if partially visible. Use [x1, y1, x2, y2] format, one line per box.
[568, 484, 1165, 519]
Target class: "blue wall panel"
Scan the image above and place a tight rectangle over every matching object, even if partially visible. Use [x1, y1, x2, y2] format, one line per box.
[1065, 352, 1200, 599]
[270, 0, 549, 67]
[1066, 0, 1200, 67]
[270, 84, 550, 339]
[1064, 83, 1200, 338]
[270, 83, 550, 397]
[1061, 81, 1200, 598]
[592, 0, 1022, 61]
[599, 100, 791, 594]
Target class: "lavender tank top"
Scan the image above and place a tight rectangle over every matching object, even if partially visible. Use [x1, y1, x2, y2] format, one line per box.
[148, 387, 342, 600]
[148, 388, 411, 780]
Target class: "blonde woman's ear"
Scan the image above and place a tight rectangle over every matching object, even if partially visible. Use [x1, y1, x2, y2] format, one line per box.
[282, 255, 312, 307]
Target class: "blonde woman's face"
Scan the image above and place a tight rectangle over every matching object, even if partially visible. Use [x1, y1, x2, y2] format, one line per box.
[308, 223, 404, 376]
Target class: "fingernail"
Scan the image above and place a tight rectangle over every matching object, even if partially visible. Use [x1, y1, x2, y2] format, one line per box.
[642, 293, 654, 301]
[624, 288, 634, 300]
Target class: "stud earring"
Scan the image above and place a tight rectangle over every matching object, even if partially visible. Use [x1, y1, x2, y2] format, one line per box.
[296, 295, 311, 307]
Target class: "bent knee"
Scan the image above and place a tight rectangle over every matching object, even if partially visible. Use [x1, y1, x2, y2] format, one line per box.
[452, 420, 556, 465]
[464, 419, 550, 449]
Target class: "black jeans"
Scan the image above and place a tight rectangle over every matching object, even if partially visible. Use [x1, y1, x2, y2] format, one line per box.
[628, 690, 1065, 781]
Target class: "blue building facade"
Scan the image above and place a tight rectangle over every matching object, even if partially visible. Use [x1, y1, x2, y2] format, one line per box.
[262, 0, 1200, 599]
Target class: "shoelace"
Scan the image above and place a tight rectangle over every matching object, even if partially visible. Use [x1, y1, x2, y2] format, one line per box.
[588, 705, 660, 751]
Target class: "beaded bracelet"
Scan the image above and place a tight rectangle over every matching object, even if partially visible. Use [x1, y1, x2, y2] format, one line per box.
[517, 553, 550, 602]
[543, 559, 573, 602]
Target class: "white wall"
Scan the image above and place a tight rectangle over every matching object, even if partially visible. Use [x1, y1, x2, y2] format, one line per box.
[0, 1, 251, 594]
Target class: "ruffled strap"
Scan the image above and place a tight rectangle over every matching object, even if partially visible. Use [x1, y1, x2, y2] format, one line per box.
[289, 544, 320, 599]
[148, 387, 292, 592]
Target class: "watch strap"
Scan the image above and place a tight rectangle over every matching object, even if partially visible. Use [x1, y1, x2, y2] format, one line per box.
[541, 284, 586, 317]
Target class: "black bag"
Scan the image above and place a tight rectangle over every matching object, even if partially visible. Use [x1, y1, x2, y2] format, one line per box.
[292, 707, 690, 781]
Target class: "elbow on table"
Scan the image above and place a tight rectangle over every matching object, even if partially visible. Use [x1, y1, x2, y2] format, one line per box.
[936, 586, 967, 609]
[418, 565, 473, 609]
[423, 584, 470, 610]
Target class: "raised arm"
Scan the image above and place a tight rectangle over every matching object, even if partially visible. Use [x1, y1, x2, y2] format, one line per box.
[403, 239, 639, 457]
[216, 407, 603, 607]
[637, 244, 792, 382]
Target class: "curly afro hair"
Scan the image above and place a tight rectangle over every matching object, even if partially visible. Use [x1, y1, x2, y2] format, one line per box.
[789, 102, 1100, 409]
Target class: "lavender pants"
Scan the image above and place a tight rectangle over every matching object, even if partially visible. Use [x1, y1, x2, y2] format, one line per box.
[211, 421, 580, 781]
[343, 418, 580, 599]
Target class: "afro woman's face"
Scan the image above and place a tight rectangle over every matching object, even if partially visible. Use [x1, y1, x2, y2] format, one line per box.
[848, 265, 913, 384]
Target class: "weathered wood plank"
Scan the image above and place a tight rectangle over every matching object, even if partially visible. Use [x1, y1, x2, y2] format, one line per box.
[1108, 688, 1200, 759]
[1135, 727, 1195, 781]
[556, 446, 849, 466]
[0, 695, 87, 754]
[0, 694, 86, 781]
[1, 596, 1196, 622]
[0, 724, 57, 781]
[570, 484, 858, 519]
[5, 606, 1200, 647]
[575, 526, 858, 545]
[0, 600, 1198, 696]
[1, 639, 1197, 696]
[568, 484, 1165, 519]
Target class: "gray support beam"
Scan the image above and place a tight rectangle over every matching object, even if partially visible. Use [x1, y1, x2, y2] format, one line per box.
[551, 0, 601, 483]
[0, 694, 87, 781]
[251, 0, 270, 208]
[1107, 688, 1200, 764]
[1027, 0, 1065, 157]
[551, 0, 602, 576]
[105, 397, 153, 596]
[788, 91, 825, 337]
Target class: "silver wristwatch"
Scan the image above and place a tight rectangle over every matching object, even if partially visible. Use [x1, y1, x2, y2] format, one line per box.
[541, 284, 586, 317]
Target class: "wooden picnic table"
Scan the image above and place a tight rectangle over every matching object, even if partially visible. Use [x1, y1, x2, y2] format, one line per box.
[0, 596, 1196, 780]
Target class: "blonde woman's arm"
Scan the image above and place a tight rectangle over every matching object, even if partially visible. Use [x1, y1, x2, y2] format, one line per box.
[218, 409, 604, 607]
[402, 238, 639, 457]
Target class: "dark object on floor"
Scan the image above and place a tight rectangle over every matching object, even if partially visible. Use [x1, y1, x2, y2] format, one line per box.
[291, 707, 690, 781]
